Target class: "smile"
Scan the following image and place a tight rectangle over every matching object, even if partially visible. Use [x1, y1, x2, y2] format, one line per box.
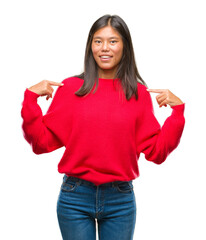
[99, 55, 113, 61]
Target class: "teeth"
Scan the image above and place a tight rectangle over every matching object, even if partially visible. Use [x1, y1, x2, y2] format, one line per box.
[101, 56, 111, 59]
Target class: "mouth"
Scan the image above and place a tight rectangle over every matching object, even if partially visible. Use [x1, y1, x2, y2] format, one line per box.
[99, 55, 113, 61]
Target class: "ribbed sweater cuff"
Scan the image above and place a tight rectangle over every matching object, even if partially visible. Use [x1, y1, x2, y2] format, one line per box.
[171, 103, 185, 116]
[24, 89, 40, 103]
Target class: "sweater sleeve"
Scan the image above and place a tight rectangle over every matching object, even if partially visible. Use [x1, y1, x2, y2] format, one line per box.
[136, 85, 185, 164]
[21, 87, 64, 154]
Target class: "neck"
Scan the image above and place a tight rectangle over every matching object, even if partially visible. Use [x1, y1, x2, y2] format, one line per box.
[98, 68, 117, 79]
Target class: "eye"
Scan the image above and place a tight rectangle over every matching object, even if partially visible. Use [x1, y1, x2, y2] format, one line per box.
[110, 40, 117, 44]
[94, 40, 101, 44]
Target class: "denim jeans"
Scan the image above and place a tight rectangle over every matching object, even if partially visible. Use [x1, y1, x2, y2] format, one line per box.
[57, 175, 136, 240]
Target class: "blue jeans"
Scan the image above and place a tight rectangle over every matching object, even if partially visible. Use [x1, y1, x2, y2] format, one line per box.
[57, 175, 136, 240]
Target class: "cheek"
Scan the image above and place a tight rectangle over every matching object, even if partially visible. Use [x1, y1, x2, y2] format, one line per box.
[91, 44, 99, 56]
[113, 46, 123, 60]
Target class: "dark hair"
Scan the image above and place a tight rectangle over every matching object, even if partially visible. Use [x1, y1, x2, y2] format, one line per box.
[75, 14, 146, 100]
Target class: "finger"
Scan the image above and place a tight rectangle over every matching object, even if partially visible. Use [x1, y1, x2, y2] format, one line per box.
[155, 94, 168, 107]
[46, 93, 53, 100]
[147, 89, 166, 93]
[48, 81, 64, 87]
[48, 85, 54, 94]
[156, 94, 167, 104]
[159, 103, 168, 108]
[159, 99, 168, 108]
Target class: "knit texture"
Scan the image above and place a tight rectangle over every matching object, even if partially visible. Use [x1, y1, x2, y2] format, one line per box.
[21, 77, 185, 185]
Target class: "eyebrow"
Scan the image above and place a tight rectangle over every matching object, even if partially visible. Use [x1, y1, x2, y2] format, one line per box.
[93, 36, 120, 40]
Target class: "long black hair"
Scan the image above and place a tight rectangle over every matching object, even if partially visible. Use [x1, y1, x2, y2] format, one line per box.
[75, 14, 146, 100]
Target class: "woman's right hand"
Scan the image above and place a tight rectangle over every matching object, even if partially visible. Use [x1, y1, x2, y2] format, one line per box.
[28, 80, 64, 100]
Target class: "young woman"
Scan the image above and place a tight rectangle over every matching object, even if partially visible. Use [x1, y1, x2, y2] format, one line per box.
[21, 15, 185, 240]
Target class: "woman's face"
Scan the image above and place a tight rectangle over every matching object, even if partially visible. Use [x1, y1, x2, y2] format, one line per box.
[91, 26, 123, 78]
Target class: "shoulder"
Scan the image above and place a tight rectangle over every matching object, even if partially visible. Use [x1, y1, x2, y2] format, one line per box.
[62, 76, 83, 85]
[61, 76, 84, 91]
[136, 82, 153, 106]
[46, 77, 83, 109]
[137, 82, 148, 96]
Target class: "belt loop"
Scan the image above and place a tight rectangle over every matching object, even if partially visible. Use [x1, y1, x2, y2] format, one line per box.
[64, 174, 68, 182]
[77, 178, 82, 186]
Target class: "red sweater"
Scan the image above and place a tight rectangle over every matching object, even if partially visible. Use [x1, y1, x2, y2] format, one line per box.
[21, 77, 185, 185]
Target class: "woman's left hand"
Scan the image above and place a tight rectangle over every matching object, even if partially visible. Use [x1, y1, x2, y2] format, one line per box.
[147, 89, 183, 107]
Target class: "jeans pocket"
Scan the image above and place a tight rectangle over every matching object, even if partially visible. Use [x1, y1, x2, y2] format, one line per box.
[116, 181, 133, 193]
[61, 176, 78, 192]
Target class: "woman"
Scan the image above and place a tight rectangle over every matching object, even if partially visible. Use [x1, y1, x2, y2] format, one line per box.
[21, 15, 185, 240]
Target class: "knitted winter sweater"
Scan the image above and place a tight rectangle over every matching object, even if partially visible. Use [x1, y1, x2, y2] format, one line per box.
[21, 77, 185, 185]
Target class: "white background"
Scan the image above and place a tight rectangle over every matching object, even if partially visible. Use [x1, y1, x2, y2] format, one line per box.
[0, 0, 205, 239]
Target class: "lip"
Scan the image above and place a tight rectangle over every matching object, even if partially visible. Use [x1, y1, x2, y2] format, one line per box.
[99, 55, 113, 57]
[99, 55, 113, 61]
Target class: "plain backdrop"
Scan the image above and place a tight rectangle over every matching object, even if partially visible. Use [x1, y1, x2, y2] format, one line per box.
[0, 0, 205, 239]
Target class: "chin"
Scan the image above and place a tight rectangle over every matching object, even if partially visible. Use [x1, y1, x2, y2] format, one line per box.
[99, 64, 117, 70]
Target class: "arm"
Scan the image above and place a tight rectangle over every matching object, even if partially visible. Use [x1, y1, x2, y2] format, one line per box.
[21, 80, 64, 154]
[136, 86, 185, 164]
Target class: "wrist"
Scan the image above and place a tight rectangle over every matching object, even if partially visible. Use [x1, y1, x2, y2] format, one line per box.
[170, 98, 183, 107]
[26, 88, 40, 97]
[28, 86, 39, 95]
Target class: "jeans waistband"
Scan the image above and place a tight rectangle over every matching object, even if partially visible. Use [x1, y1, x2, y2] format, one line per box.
[65, 175, 132, 188]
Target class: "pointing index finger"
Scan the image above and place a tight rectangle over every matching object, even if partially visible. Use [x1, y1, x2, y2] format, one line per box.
[146, 89, 164, 93]
[48, 81, 64, 86]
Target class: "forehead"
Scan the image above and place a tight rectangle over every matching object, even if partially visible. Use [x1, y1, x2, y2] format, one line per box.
[93, 26, 121, 39]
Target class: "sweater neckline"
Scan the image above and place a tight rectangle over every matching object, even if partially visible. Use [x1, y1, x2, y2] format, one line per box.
[98, 78, 119, 81]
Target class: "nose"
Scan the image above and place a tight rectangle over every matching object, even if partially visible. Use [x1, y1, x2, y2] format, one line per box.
[102, 41, 109, 51]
